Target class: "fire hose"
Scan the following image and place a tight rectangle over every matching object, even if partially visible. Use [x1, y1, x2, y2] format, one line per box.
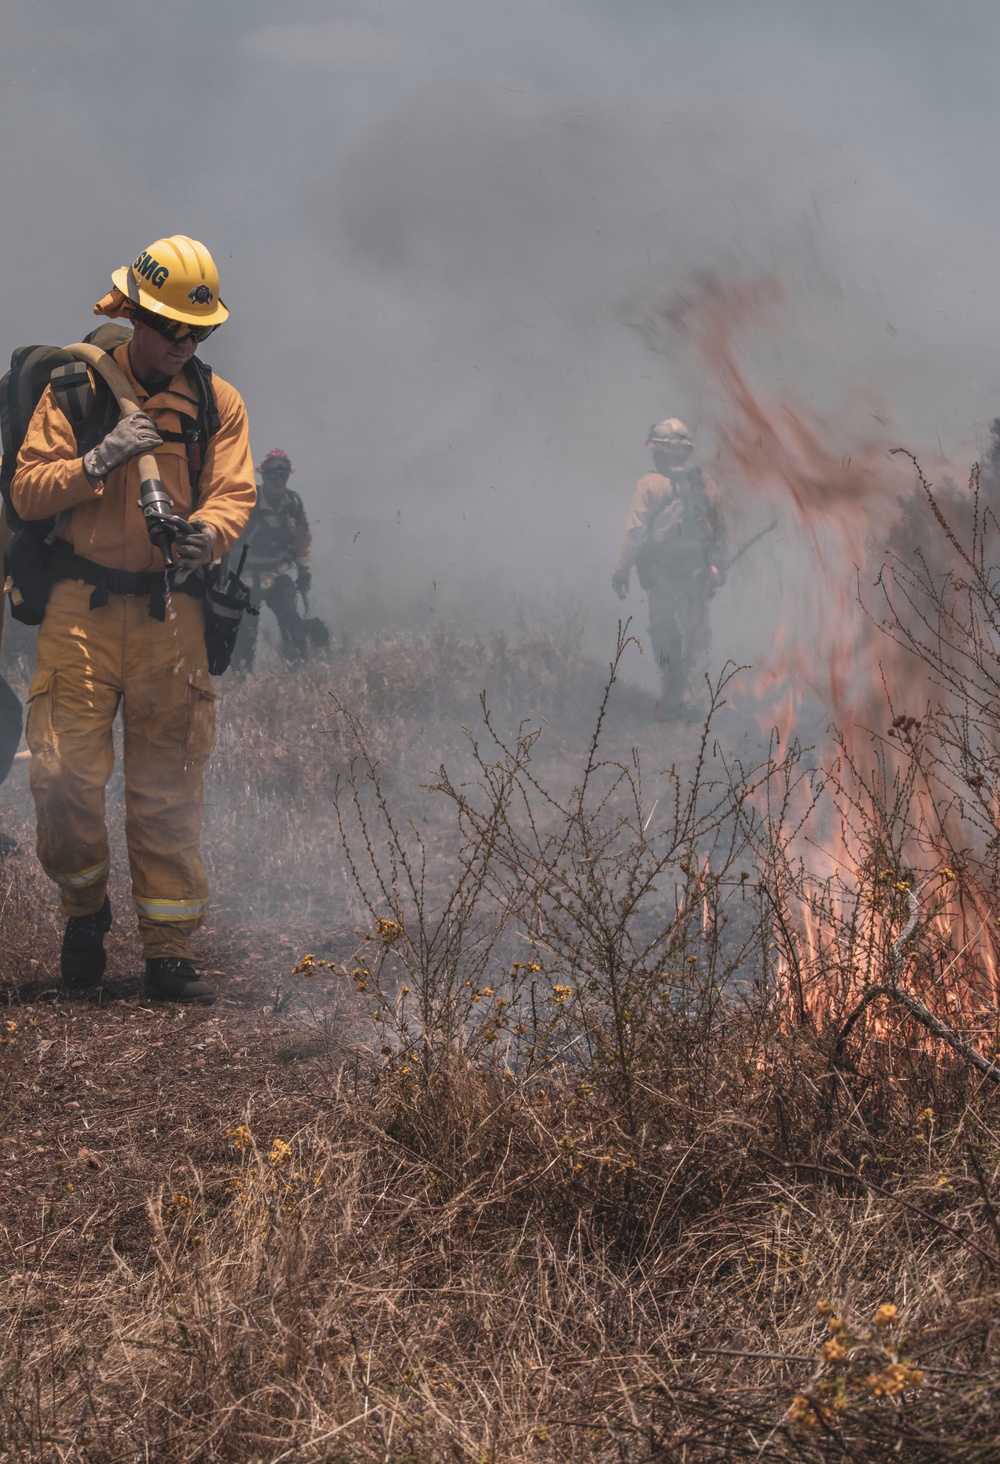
[0, 344, 192, 720]
[1, 342, 249, 687]
[63, 344, 249, 677]
[64, 343, 180, 567]
[2, 341, 173, 667]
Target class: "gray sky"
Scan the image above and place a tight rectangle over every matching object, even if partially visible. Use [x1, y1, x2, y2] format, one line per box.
[2, 0, 997, 681]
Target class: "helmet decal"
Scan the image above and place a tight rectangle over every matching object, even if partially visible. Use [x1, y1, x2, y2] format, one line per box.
[188, 284, 214, 305]
[133, 250, 169, 289]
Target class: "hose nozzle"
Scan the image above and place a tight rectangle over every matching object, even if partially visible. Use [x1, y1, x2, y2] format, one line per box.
[139, 475, 178, 568]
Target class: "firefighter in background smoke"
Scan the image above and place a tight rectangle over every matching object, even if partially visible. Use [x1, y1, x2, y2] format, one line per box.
[232, 449, 329, 671]
[11, 235, 256, 1003]
[613, 419, 727, 722]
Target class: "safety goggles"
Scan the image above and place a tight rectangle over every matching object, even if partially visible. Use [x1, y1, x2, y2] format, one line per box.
[132, 305, 218, 344]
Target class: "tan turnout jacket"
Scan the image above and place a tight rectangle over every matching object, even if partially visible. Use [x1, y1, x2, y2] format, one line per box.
[11, 344, 256, 573]
[614, 465, 725, 585]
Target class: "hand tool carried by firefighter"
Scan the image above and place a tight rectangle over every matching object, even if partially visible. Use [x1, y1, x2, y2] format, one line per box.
[722, 519, 778, 575]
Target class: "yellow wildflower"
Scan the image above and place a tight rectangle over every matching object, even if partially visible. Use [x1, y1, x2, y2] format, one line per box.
[269, 1138, 292, 1165]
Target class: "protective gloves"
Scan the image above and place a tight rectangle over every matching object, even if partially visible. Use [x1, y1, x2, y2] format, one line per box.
[171, 519, 215, 585]
[83, 412, 162, 483]
[612, 568, 630, 601]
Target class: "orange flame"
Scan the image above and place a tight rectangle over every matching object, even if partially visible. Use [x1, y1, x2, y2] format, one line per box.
[655, 273, 1000, 1042]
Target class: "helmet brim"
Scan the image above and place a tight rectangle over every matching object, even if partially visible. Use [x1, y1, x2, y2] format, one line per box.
[111, 266, 230, 327]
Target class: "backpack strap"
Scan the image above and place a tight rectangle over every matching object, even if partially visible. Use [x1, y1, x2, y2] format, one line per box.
[183, 357, 220, 509]
[153, 358, 220, 506]
[49, 361, 119, 459]
[186, 356, 221, 439]
[49, 361, 94, 421]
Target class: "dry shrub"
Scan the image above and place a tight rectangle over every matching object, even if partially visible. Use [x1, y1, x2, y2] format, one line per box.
[2, 607, 1000, 1457]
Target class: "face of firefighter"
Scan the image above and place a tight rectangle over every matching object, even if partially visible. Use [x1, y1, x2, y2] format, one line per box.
[129, 317, 199, 385]
[262, 466, 291, 502]
[651, 442, 693, 473]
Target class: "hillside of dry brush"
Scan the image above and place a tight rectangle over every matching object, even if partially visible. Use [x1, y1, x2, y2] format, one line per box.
[1, 626, 999, 1462]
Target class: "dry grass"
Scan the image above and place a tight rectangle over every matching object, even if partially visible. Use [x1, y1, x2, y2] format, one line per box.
[1, 627, 999, 1460]
[1, 1008, 997, 1461]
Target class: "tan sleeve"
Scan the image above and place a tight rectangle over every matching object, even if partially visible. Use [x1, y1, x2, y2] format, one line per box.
[10, 385, 102, 520]
[188, 377, 257, 555]
[613, 474, 671, 575]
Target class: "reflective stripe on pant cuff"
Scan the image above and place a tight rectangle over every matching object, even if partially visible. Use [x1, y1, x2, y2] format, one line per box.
[133, 896, 209, 923]
[52, 858, 110, 889]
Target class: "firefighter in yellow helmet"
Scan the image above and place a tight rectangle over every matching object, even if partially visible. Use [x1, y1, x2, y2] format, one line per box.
[10, 235, 256, 1003]
[613, 419, 727, 722]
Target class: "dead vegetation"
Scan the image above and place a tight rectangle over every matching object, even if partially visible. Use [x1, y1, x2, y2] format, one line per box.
[1, 605, 999, 1459]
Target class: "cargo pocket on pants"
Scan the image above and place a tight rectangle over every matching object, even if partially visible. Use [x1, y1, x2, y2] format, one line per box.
[25, 669, 56, 759]
[184, 671, 218, 761]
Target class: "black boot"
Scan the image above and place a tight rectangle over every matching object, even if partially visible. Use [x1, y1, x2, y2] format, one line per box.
[61, 896, 112, 990]
[143, 958, 216, 1005]
[305, 617, 330, 652]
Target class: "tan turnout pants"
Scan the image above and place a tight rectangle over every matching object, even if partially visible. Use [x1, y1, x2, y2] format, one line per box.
[26, 579, 217, 959]
[647, 582, 711, 713]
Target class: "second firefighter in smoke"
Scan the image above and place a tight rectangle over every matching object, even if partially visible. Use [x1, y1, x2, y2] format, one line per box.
[233, 448, 329, 670]
[613, 419, 727, 723]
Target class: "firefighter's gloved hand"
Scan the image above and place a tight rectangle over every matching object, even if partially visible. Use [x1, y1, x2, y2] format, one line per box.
[612, 569, 630, 601]
[171, 519, 215, 585]
[297, 567, 312, 598]
[83, 412, 162, 483]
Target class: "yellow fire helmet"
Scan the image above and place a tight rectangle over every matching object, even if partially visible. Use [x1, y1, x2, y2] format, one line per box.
[111, 235, 229, 327]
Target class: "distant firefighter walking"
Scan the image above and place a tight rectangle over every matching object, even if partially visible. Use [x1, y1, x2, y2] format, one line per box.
[233, 449, 329, 670]
[613, 419, 727, 722]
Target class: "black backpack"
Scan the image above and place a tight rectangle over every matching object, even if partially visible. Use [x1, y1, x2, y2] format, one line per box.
[1, 324, 219, 625]
[0, 672, 21, 786]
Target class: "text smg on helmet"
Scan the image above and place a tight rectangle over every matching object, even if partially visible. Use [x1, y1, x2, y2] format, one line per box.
[132, 251, 169, 289]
